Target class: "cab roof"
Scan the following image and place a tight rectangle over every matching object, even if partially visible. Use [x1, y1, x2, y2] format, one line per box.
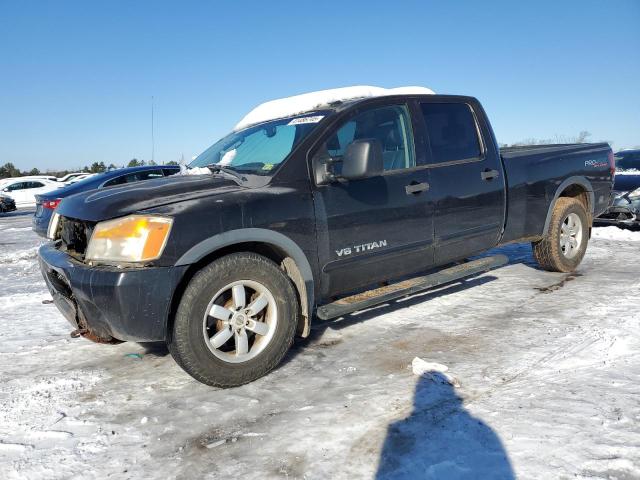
[233, 85, 435, 132]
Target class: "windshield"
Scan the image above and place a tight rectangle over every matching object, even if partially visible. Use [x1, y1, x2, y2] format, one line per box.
[189, 113, 328, 175]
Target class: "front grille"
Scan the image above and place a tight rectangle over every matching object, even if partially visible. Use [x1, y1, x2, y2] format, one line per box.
[0, 198, 15, 212]
[58, 216, 95, 259]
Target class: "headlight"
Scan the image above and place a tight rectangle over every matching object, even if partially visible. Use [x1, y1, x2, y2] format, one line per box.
[86, 215, 173, 263]
[628, 188, 640, 200]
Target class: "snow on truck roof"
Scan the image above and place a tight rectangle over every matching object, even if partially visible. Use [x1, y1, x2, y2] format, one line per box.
[233, 85, 435, 131]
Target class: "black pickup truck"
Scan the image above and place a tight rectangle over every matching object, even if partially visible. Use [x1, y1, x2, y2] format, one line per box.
[38, 88, 614, 387]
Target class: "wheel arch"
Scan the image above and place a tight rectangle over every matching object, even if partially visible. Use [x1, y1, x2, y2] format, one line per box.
[170, 229, 315, 339]
[543, 176, 594, 236]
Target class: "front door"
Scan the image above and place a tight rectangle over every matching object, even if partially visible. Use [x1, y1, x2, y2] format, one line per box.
[312, 103, 434, 298]
[6, 182, 27, 205]
[417, 100, 506, 264]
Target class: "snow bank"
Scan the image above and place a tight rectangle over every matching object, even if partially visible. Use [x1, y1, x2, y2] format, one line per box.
[234, 85, 435, 131]
[592, 226, 640, 242]
[178, 164, 210, 176]
[0, 245, 39, 263]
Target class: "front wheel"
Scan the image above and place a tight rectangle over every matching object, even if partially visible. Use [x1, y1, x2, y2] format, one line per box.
[168, 252, 299, 387]
[532, 197, 589, 272]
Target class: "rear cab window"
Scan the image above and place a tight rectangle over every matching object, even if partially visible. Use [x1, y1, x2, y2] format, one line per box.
[420, 103, 483, 163]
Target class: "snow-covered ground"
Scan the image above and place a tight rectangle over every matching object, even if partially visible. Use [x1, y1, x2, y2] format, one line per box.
[1, 211, 639, 479]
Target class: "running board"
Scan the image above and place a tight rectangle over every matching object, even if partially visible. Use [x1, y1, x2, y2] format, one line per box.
[316, 254, 509, 320]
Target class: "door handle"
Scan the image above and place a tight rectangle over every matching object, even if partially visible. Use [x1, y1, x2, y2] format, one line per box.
[405, 181, 430, 195]
[481, 169, 500, 181]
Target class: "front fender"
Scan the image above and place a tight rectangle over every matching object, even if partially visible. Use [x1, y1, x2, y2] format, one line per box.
[175, 228, 315, 332]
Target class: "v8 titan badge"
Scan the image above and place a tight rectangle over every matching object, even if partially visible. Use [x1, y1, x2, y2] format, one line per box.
[336, 240, 388, 257]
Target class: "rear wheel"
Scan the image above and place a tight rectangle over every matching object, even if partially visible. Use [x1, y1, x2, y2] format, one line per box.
[168, 252, 299, 387]
[532, 197, 589, 272]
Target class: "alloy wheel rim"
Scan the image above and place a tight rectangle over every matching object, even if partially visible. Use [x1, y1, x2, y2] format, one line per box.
[202, 280, 277, 363]
[559, 212, 583, 259]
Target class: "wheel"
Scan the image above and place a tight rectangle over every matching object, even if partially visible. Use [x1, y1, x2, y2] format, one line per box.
[532, 197, 589, 272]
[168, 252, 299, 387]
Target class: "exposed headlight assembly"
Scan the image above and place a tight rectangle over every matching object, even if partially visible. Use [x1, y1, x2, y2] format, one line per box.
[86, 215, 173, 264]
[47, 212, 61, 240]
[628, 187, 640, 200]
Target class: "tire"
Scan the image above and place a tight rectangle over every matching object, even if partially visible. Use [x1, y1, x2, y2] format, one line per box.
[168, 252, 299, 387]
[532, 197, 589, 272]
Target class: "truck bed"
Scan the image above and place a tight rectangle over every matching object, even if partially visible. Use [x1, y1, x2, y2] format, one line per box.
[499, 142, 613, 244]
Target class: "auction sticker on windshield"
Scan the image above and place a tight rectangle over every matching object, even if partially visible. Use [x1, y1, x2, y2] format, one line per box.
[287, 115, 324, 125]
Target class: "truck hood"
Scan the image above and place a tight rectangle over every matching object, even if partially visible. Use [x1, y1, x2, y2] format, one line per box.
[56, 174, 243, 222]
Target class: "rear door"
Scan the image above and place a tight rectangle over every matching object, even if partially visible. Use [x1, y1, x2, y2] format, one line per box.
[27, 181, 51, 206]
[311, 102, 434, 298]
[418, 100, 506, 264]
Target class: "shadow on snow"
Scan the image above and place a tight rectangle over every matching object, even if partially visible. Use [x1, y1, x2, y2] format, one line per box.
[376, 372, 515, 479]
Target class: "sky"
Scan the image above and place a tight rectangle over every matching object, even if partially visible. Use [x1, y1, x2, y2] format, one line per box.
[0, 0, 639, 172]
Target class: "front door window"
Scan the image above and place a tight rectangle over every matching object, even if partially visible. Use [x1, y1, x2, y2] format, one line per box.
[325, 105, 416, 173]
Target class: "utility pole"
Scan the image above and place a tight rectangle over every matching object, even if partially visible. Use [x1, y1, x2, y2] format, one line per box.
[151, 96, 155, 164]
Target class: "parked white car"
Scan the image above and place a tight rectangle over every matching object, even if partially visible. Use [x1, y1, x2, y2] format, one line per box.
[66, 173, 95, 184]
[13, 175, 59, 182]
[58, 172, 93, 183]
[0, 178, 62, 208]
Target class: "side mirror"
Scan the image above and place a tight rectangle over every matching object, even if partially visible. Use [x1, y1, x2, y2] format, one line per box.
[341, 139, 384, 181]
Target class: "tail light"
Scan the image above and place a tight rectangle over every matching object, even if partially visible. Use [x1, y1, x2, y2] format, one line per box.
[607, 151, 616, 177]
[43, 199, 62, 210]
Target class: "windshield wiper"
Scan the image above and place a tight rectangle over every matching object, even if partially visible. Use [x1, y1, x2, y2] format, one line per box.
[205, 164, 247, 183]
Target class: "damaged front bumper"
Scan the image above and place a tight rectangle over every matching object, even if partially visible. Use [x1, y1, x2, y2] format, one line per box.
[594, 194, 639, 227]
[38, 243, 188, 343]
[0, 197, 16, 213]
[594, 206, 637, 226]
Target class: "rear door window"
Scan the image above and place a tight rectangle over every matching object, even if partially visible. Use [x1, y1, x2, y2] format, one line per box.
[103, 175, 128, 188]
[420, 103, 482, 163]
[103, 170, 165, 188]
[133, 169, 164, 181]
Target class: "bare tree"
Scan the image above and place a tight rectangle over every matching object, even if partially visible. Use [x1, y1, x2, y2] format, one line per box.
[509, 131, 594, 147]
[575, 131, 591, 143]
